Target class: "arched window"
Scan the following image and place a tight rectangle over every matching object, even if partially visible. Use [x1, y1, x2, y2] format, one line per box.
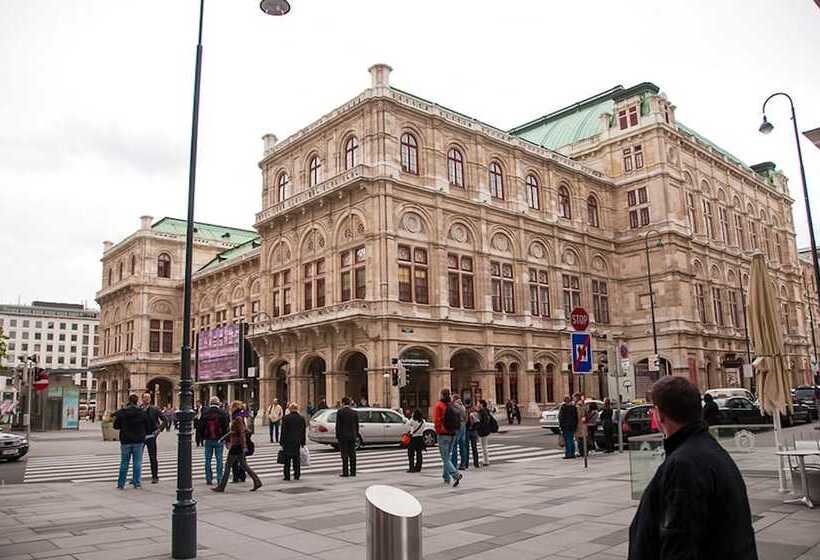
[308, 156, 321, 187]
[118, 261, 123, 281]
[400, 133, 418, 174]
[489, 162, 504, 199]
[558, 185, 572, 219]
[526, 174, 540, 210]
[344, 137, 358, 170]
[586, 195, 600, 227]
[108, 268, 112, 286]
[129, 254, 136, 275]
[277, 172, 289, 202]
[157, 253, 171, 278]
[447, 148, 464, 187]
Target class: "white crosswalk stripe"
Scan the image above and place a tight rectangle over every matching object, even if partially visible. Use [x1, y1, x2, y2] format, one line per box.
[23, 442, 563, 484]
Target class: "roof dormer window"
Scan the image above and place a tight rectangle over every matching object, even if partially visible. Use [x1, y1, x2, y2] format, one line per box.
[618, 105, 639, 130]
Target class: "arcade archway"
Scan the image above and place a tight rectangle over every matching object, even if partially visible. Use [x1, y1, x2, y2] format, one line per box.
[450, 349, 482, 405]
[147, 377, 174, 408]
[304, 356, 326, 408]
[399, 348, 433, 413]
[342, 352, 368, 405]
[273, 361, 290, 405]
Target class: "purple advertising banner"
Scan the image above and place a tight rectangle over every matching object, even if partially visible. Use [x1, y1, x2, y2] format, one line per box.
[197, 325, 240, 382]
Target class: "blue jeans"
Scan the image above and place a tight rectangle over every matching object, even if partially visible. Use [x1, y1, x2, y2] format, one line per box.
[562, 430, 576, 458]
[204, 440, 224, 484]
[450, 426, 467, 467]
[118, 443, 144, 488]
[437, 434, 459, 482]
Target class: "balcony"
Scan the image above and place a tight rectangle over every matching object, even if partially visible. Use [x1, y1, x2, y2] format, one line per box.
[247, 300, 371, 337]
[256, 165, 368, 226]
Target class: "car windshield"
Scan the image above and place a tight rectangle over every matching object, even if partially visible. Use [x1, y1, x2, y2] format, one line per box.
[314, 410, 336, 422]
[794, 388, 818, 400]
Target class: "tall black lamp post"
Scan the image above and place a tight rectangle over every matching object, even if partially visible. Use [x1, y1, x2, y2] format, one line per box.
[172, 1, 291, 558]
[643, 230, 664, 376]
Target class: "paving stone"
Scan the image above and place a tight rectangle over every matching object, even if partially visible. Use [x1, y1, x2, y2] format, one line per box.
[423, 507, 498, 528]
[757, 541, 811, 560]
[462, 514, 560, 537]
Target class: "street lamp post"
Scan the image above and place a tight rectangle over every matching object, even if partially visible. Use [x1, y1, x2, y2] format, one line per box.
[172, 1, 291, 558]
[643, 230, 663, 375]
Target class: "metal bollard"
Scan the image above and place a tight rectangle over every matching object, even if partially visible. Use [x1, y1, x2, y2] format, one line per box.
[366, 485, 422, 560]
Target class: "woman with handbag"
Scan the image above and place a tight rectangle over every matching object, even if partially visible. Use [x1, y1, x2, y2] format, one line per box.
[405, 409, 426, 473]
[211, 401, 262, 493]
[280, 402, 306, 481]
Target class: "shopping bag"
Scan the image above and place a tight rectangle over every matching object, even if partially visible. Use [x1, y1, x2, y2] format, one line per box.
[400, 433, 411, 447]
[299, 445, 310, 467]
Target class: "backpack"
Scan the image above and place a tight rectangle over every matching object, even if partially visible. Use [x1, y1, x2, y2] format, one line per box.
[443, 403, 461, 434]
[488, 414, 499, 434]
[205, 413, 222, 441]
[245, 432, 255, 456]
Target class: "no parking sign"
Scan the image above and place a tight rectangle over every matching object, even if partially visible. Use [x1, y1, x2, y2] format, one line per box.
[571, 332, 592, 374]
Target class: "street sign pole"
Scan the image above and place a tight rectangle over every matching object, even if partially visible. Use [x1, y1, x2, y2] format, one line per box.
[25, 361, 32, 439]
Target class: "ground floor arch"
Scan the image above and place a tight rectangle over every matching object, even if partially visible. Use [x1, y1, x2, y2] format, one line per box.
[399, 347, 434, 413]
[304, 356, 326, 409]
[451, 349, 486, 405]
[146, 377, 174, 408]
[341, 351, 368, 405]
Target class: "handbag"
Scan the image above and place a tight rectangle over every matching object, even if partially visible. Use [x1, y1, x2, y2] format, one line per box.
[277, 449, 285, 464]
[299, 445, 311, 467]
[400, 433, 411, 447]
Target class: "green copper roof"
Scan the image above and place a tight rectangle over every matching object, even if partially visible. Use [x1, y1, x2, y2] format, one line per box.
[509, 83, 660, 151]
[198, 237, 261, 272]
[675, 122, 753, 172]
[151, 217, 257, 245]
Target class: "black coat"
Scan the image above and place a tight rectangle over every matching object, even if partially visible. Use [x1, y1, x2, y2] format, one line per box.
[335, 406, 359, 442]
[476, 408, 493, 437]
[628, 422, 757, 560]
[113, 405, 152, 444]
[280, 411, 306, 456]
[558, 403, 578, 432]
[197, 406, 230, 441]
[702, 399, 721, 427]
[143, 405, 163, 434]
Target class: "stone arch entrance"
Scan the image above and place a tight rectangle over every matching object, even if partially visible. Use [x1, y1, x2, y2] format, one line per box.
[341, 352, 368, 405]
[303, 356, 326, 409]
[147, 377, 174, 408]
[399, 348, 433, 413]
[271, 361, 290, 405]
[450, 349, 483, 405]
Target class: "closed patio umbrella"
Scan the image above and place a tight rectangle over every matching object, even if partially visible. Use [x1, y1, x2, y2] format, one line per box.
[747, 253, 793, 491]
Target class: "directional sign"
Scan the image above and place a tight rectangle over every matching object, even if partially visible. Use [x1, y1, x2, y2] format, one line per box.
[571, 332, 593, 374]
[570, 308, 589, 332]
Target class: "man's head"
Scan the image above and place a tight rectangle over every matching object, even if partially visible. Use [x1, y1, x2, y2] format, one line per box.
[563, 396, 571, 404]
[128, 394, 139, 406]
[453, 394, 461, 403]
[209, 396, 220, 406]
[273, 398, 279, 405]
[441, 388, 451, 401]
[650, 376, 702, 437]
[288, 402, 299, 412]
[341, 396, 351, 406]
[141, 393, 151, 406]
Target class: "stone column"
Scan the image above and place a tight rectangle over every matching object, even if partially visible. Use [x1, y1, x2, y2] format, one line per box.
[290, 375, 309, 411]
[474, 369, 497, 406]
[208, 385, 215, 399]
[227, 383, 235, 403]
[367, 368, 389, 408]
[502, 371, 511, 405]
[428, 368, 453, 416]
[325, 371, 347, 407]
[525, 369, 541, 416]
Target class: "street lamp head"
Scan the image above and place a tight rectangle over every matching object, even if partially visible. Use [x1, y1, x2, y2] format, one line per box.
[259, 0, 291, 16]
[759, 115, 774, 135]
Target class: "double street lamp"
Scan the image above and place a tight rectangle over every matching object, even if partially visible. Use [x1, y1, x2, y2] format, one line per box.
[172, 2, 291, 558]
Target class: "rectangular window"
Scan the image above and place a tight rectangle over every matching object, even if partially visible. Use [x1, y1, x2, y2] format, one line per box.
[634, 145, 644, 169]
[282, 288, 292, 315]
[232, 304, 245, 323]
[272, 269, 292, 315]
[592, 279, 609, 324]
[628, 105, 638, 127]
[251, 300, 261, 323]
[623, 147, 633, 172]
[125, 320, 134, 351]
[398, 266, 412, 302]
[341, 247, 366, 301]
[562, 274, 581, 319]
[501, 263, 515, 313]
[719, 207, 730, 244]
[728, 290, 739, 328]
[215, 310, 227, 327]
[712, 287, 724, 326]
[149, 320, 161, 352]
[529, 268, 550, 317]
[695, 284, 706, 323]
[734, 213, 746, 250]
[618, 110, 628, 130]
[687, 193, 699, 234]
[628, 187, 649, 229]
[703, 200, 715, 239]
[161, 320, 173, 353]
[397, 245, 428, 304]
[303, 258, 326, 311]
[749, 220, 758, 249]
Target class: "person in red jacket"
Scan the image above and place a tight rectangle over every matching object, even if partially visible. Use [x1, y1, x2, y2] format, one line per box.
[432, 388, 462, 487]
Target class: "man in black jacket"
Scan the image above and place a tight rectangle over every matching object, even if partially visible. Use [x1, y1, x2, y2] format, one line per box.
[113, 394, 152, 489]
[140, 393, 163, 484]
[198, 397, 230, 485]
[558, 396, 578, 459]
[629, 376, 757, 560]
[335, 397, 360, 477]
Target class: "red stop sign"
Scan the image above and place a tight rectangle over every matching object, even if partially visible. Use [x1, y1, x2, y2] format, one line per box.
[570, 307, 589, 331]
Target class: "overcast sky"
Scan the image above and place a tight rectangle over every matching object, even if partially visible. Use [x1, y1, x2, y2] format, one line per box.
[1, 0, 819, 308]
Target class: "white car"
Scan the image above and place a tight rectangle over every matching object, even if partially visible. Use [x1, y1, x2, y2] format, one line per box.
[308, 407, 437, 449]
[540, 399, 604, 434]
[705, 388, 756, 402]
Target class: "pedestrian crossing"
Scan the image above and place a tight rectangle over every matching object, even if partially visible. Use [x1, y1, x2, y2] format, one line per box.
[22, 442, 563, 484]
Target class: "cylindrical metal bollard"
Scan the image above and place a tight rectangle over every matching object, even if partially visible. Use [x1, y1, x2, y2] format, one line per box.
[366, 485, 422, 560]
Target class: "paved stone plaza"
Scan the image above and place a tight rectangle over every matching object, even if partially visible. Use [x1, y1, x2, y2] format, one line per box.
[1, 424, 820, 560]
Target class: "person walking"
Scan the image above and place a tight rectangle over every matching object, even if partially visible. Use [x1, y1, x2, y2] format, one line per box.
[231, 404, 251, 484]
[89, 407, 96, 423]
[280, 402, 306, 481]
[599, 398, 615, 453]
[433, 388, 463, 487]
[512, 399, 522, 425]
[211, 401, 262, 492]
[335, 397, 359, 477]
[450, 395, 468, 470]
[505, 399, 513, 424]
[198, 397, 229, 486]
[406, 409, 425, 472]
[162, 406, 174, 431]
[702, 393, 721, 427]
[267, 398, 284, 443]
[558, 396, 578, 459]
[629, 376, 757, 559]
[575, 393, 589, 457]
[476, 399, 495, 466]
[113, 394, 151, 490]
[585, 401, 600, 452]
[465, 404, 480, 469]
[140, 393, 163, 484]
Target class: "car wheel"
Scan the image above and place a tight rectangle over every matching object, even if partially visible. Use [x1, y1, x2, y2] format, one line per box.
[550, 428, 561, 435]
[7, 456, 21, 462]
[422, 430, 436, 447]
[355, 435, 364, 450]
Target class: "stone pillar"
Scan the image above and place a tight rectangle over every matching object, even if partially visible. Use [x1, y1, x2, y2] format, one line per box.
[429, 368, 453, 416]
[227, 383, 235, 403]
[290, 375, 309, 410]
[367, 368, 388, 408]
[474, 370, 497, 406]
[208, 385, 215, 399]
[325, 371, 347, 407]
[502, 372, 511, 405]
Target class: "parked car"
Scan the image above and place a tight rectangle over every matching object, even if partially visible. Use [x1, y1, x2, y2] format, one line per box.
[618, 404, 659, 442]
[539, 400, 604, 434]
[714, 397, 811, 427]
[308, 407, 437, 450]
[791, 386, 820, 419]
[0, 432, 29, 462]
[705, 388, 757, 402]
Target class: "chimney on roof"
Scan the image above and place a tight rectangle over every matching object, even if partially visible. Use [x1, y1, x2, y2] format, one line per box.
[139, 215, 153, 230]
[262, 133, 278, 155]
[369, 63, 392, 89]
[103, 240, 113, 253]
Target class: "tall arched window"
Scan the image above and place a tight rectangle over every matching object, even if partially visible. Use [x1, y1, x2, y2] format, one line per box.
[526, 174, 540, 210]
[118, 261, 123, 281]
[587, 195, 600, 227]
[277, 172, 289, 202]
[308, 157, 321, 187]
[400, 132, 418, 174]
[447, 148, 464, 187]
[108, 268, 112, 286]
[129, 254, 136, 275]
[489, 162, 504, 199]
[157, 253, 171, 278]
[558, 185, 572, 219]
[344, 137, 358, 170]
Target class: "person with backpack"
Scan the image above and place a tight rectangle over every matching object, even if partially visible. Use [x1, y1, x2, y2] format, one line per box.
[199, 397, 230, 486]
[476, 399, 497, 466]
[211, 401, 262, 493]
[464, 404, 481, 469]
[140, 393, 163, 484]
[406, 409, 426, 472]
[449, 395, 468, 470]
[432, 388, 463, 487]
[113, 394, 152, 490]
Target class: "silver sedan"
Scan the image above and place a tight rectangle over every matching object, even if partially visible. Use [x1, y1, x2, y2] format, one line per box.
[308, 407, 437, 450]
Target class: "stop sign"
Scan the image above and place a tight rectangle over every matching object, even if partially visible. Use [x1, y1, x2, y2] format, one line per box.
[570, 307, 589, 331]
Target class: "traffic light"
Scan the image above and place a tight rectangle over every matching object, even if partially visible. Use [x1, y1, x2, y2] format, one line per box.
[391, 368, 399, 386]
